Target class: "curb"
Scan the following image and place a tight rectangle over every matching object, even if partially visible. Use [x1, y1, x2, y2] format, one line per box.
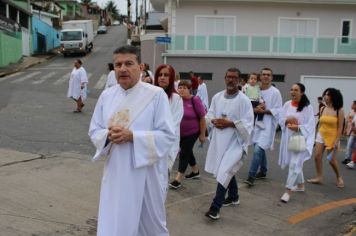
[0, 53, 58, 78]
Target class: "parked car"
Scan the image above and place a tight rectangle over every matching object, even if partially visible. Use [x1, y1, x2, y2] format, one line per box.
[112, 21, 120, 26]
[97, 25, 107, 34]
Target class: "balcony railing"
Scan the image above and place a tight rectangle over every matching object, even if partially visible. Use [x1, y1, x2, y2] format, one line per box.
[167, 35, 356, 58]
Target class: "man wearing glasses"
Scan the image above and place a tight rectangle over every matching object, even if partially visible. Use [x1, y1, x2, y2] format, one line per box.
[244, 68, 283, 186]
[204, 68, 254, 220]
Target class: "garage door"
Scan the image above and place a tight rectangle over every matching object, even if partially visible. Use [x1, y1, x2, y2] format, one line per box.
[301, 75, 356, 114]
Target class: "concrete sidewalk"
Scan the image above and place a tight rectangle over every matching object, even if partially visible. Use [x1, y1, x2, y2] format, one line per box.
[0, 148, 355, 236]
[0, 53, 58, 78]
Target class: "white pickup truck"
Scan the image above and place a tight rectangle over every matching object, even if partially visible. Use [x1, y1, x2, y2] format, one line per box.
[60, 20, 94, 56]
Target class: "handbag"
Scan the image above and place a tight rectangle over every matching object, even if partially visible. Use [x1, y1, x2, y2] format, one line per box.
[191, 96, 209, 137]
[288, 128, 307, 152]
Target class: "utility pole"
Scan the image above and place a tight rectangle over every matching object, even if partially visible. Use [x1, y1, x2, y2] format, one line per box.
[127, 0, 131, 38]
[144, 0, 147, 29]
[135, 0, 138, 27]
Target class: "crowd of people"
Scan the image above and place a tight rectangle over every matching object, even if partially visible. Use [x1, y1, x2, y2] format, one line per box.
[80, 45, 355, 235]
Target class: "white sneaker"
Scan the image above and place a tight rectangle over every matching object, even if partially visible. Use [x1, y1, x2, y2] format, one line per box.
[280, 192, 290, 203]
[291, 185, 305, 192]
[346, 161, 354, 169]
[255, 121, 265, 129]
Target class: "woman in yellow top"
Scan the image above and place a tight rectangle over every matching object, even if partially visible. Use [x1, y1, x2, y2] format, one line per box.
[307, 88, 345, 188]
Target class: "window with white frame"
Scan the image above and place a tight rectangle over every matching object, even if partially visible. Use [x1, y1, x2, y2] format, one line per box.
[195, 16, 235, 36]
[341, 20, 352, 44]
[279, 18, 318, 37]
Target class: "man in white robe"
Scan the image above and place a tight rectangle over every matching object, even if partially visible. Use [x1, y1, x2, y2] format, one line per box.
[244, 68, 282, 186]
[204, 67, 254, 220]
[197, 76, 209, 111]
[88, 45, 175, 236]
[67, 59, 88, 112]
[104, 63, 117, 89]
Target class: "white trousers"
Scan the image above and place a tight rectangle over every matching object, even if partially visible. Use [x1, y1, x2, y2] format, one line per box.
[285, 156, 304, 189]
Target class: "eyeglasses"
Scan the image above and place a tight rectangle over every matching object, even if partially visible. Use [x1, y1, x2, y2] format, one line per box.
[225, 76, 239, 80]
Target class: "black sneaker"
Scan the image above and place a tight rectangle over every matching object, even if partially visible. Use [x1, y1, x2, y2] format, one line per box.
[185, 171, 200, 179]
[169, 180, 181, 189]
[244, 176, 254, 186]
[255, 172, 267, 180]
[223, 197, 240, 207]
[205, 206, 220, 220]
[342, 159, 351, 165]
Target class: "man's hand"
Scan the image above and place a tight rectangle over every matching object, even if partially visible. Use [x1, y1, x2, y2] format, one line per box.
[108, 125, 133, 144]
[254, 103, 265, 114]
[287, 123, 299, 132]
[212, 118, 234, 129]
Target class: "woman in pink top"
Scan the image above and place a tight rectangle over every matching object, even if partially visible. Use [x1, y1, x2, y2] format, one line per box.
[169, 80, 207, 189]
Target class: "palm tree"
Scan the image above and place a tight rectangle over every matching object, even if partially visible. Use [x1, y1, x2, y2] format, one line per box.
[81, 0, 92, 4]
[106, 0, 119, 18]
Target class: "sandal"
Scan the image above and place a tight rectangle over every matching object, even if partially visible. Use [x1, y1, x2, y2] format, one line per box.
[73, 110, 82, 113]
[336, 177, 344, 188]
[306, 178, 323, 185]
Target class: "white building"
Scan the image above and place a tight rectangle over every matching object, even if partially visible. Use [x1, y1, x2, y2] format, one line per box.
[143, 0, 356, 110]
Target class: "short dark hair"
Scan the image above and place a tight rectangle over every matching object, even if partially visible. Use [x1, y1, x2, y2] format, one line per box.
[76, 59, 82, 65]
[108, 63, 114, 70]
[248, 72, 258, 79]
[143, 63, 150, 70]
[178, 80, 192, 90]
[261, 67, 273, 74]
[113, 45, 141, 63]
[225, 67, 241, 77]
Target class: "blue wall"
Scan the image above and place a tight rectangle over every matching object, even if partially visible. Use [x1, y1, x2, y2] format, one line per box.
[32, 16, 60, 53]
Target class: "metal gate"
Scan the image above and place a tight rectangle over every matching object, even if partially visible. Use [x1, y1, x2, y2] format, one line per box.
[21, 28, 30, 56]
[37, 32, 46, 54]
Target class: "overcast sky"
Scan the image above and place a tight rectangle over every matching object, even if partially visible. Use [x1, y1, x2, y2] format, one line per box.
[96, 0, 127, 14]
[94, 0, 152, 18]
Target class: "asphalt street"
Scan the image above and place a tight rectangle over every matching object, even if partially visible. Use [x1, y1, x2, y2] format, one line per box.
[0, 25, 355, 236]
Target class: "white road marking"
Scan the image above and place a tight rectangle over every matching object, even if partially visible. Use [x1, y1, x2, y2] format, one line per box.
[32, 72, 56, 85]
[54, 73, 92, 85]
[11, 72, 42, 83]
[93, 74, 107, 89]
[0, 72, 25, 83]
[53, 72, 70, 85]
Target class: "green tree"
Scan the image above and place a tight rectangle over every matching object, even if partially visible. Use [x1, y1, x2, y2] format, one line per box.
[106, 0, 119, 18]
[81, 0, 92, 4]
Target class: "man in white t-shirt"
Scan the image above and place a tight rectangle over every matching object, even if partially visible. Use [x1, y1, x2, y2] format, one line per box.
[244, 68, 283, 186]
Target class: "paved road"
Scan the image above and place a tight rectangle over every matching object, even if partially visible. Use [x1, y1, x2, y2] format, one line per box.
[0, 25, 127, 156]
[0, 25, 355, 236]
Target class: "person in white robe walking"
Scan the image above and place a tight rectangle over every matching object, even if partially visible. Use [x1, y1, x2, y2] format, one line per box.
[67, 59, 88, 112]
[197, 76, 209, 111]
[154, 64, 184, 172]
[244, 68, 283, 186]
[278, 83, 315, 203]
[205, 67, 254, 220]
[104, 63, 117, 89]
[88, 46, 175, 236]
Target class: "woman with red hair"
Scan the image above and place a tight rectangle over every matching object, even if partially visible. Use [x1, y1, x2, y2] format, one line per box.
[154, 64, 184, 173]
